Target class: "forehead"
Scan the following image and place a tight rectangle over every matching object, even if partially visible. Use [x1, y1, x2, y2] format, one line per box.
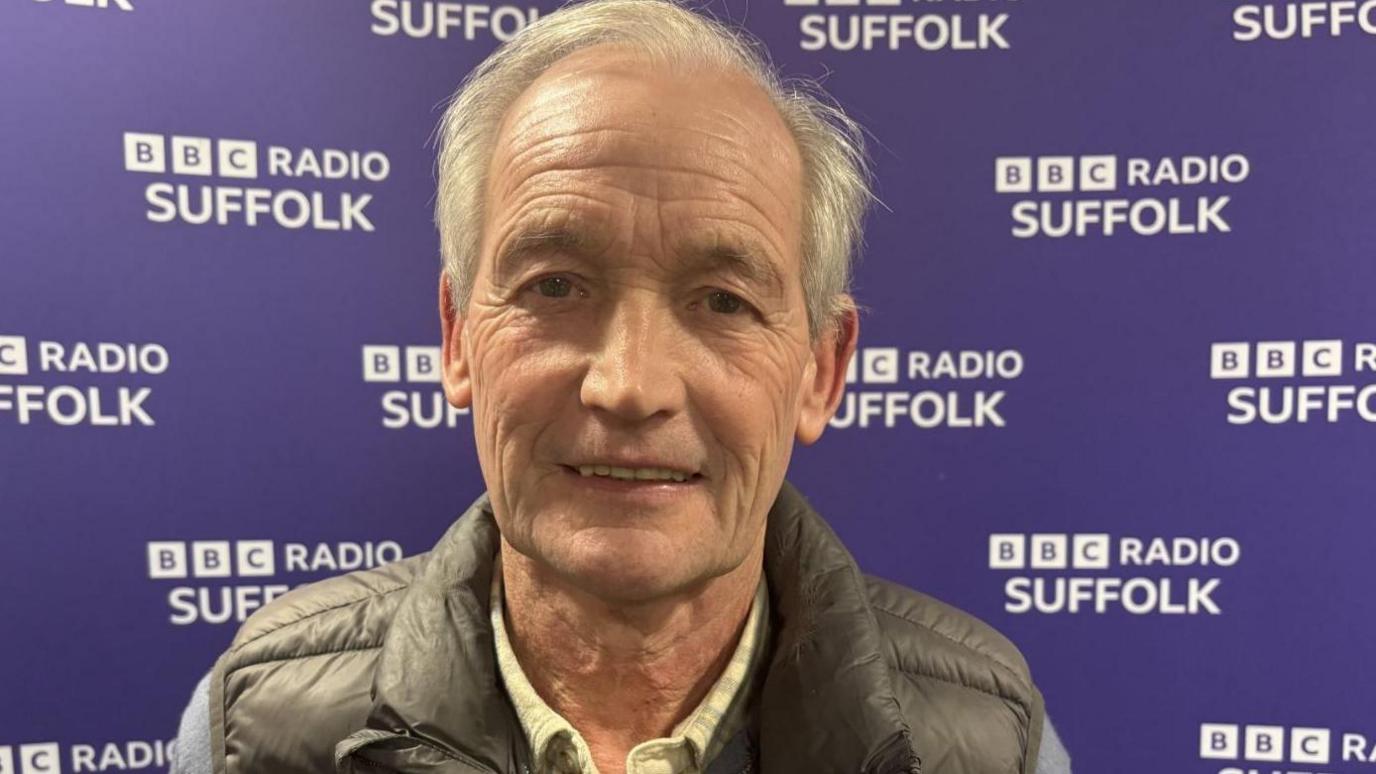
[482, 45, 804, 267]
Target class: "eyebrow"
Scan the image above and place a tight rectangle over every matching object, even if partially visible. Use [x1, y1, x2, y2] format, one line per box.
[493, 226, 787, 299]
[492, 228, 590, 285]
[681, 237, 787, 299]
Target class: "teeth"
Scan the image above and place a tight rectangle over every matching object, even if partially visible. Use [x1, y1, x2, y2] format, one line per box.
[576, 465, 691, 483]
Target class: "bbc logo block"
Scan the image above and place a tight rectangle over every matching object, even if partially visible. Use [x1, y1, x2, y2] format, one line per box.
[122, 132, 259, 179]
[146, 540, 275, 579]
[170, 136, 212, 176]
[1210, 340, 1344, 379]
[862, 348, 899, 384]
[989, 533, 1111, 570]
[995, 155, 1118, 194]
[362, 345, 442, 384]
[844, 347, 900, 385]
[1200, 724, 1330, 765]
[0, 335, 28, 376]
[0, 742, 62, 774]
[218, 139, 259, 179]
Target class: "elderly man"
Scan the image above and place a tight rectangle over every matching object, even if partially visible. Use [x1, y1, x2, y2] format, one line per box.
[172, 0, 1071, 772]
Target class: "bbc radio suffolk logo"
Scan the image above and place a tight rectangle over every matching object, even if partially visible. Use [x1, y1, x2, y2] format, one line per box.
[994, 153, 1251, 239]
[146, 539, 406, 625]
[1234, 0, 1376, 42]
[1210, 340, 1376, 425]
[0, 335, 167, 428]
[0, 740, 175, 774]
[362, 344, 470, 429]
[989, 533, 1241, 615]
[122, 131, 390, 233]
[831, 346, 1022, 430]
[782, 0, 1017, 52]
[1198, 722, 1376, 772]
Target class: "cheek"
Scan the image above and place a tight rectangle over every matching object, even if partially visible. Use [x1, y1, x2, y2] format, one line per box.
[466, 315, 572, 477]
[693, 340, 807, 468]
[468, 308, 565, 408]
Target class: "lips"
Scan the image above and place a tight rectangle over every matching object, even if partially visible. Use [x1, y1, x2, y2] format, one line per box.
[574, 464, 693, 482]
[559, 455, 705, 485]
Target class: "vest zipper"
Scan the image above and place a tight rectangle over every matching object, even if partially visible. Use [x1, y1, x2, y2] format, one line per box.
[341, 734, 499, 774]
[862, 731, 922, 774]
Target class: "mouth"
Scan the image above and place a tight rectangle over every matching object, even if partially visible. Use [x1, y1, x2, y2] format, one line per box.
[559, 464, 703, 485]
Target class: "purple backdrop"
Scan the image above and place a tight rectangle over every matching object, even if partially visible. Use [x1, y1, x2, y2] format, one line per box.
[3, 1, 1375, 772]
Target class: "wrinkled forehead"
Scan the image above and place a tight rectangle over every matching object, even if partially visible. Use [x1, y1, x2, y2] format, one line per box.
[484, 44, 805, 229]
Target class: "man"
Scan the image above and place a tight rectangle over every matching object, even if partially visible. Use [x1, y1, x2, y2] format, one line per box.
[173, 0, 1071, 771]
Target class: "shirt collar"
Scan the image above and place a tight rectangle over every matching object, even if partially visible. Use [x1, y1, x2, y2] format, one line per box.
[490, 559, 770, 773]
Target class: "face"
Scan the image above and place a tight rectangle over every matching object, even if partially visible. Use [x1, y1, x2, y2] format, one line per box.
[440, 46, 857, 602]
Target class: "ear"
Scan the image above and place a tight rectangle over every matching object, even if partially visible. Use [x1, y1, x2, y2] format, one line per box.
[796, 301, 859, 445]
[439, 273, 473, 410]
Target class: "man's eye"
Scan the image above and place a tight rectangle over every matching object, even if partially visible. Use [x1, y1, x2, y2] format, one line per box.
[706, 290, 745, 314]
[534, 276, 573, 298]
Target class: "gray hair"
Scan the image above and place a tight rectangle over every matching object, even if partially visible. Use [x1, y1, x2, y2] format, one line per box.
[434, 0, 872, 336]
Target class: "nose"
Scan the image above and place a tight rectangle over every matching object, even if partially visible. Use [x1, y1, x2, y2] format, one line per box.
[579, 296, 685, 422]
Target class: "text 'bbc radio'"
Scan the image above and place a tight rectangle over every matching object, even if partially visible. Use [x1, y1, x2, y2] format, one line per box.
[123, 132, 390, 233]
[990, 533, 1242, 615]
[0, 335, 166, 428]
[994, 153, 1250, 239]
[831, 346, 1023, 430]
[1211, 340, 1376, 425]
[1199, 722, 1376, 772]
[362, 344, 470, 429]
[0, 740, 176, 774]
[784, 0, 1017, 52]
[146, 539, 405, 625]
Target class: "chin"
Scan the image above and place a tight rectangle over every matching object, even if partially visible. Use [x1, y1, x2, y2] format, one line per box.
[549, 529, 710, 603]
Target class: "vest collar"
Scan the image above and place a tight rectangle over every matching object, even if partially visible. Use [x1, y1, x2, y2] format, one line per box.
[356, 481, 919, 774]
[758, 481, 921, 774]
[362, 495, 526, 771]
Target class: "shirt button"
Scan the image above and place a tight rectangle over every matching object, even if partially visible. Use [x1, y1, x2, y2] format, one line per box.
[546, 739, 581, 774]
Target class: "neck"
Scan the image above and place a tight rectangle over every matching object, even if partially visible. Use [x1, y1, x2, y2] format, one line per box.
[500, 540, 763, 774]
